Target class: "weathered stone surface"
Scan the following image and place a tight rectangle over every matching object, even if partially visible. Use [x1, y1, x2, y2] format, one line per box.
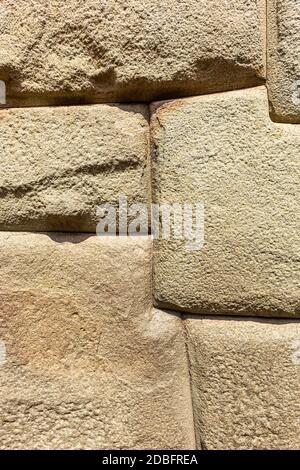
[151, 87, 300, 318]
[267, 0, 300, 123]
[0, 104, 149, 232]
[0, 233, 195, 449]
[185, 316, 300, 449]
[0, 0, 265, 106]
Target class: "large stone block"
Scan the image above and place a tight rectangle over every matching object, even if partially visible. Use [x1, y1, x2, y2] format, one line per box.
[0, 104, 149, 232]
[151, 87, 300, 318]
[0, 233, 195, 449]
[0, 0, 265, 105]
[185, 316, 300, 449]
[267, 0, 300, 123]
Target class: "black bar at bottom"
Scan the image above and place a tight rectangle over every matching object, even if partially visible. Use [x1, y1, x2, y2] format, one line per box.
[0, 449, 296, 465]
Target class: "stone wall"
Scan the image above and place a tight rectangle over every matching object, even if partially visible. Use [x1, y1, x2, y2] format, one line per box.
[0, 0, 299, 449]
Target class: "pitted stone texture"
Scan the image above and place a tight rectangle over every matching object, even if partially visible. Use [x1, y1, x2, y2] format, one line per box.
[0, 0, 265, 106]
[151, 87, 300, 318]
[185, 316, 300, 449]
[0, 104, 149, 232]
[0, 233, 195, 449]
[268, 0, 300, 123]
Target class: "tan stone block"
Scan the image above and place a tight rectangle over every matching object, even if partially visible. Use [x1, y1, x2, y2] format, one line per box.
[0, 233, 195, 449]
[0, 0, 265, 105]
[185, 316, 300, 449]
[151, 87, 300, 318]
[268, 0, 300, 123]
[0, 104, 149, 232]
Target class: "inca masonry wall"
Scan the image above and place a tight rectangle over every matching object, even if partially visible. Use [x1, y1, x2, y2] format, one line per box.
[0, 0, 299, 450]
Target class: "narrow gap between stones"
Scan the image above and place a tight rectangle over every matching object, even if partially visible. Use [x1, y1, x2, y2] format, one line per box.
[181, 312, 199, 450]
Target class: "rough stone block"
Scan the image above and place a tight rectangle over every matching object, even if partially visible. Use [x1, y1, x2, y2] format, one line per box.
[0, 0, 265, 105]
[151, 87, 300, 318]
[268, 0, 300, 123]
[0, 104, 149, 232]
[0, 233, 195, 449]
